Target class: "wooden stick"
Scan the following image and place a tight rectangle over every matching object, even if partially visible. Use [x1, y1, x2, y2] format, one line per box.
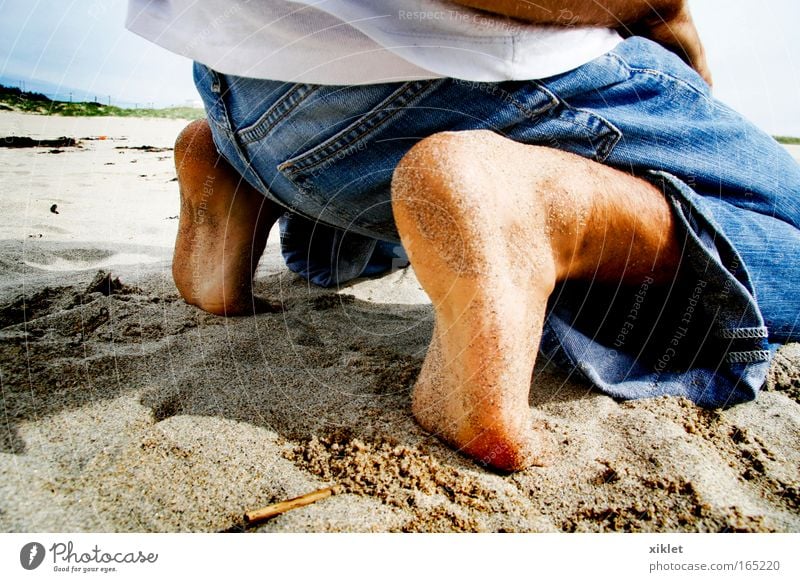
[244, 485, 340, 525]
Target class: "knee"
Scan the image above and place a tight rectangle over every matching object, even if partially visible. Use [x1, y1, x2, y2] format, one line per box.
[174, 118, 218, 174]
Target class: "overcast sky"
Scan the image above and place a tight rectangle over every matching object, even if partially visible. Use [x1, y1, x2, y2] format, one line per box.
[0, 0, 798, 135]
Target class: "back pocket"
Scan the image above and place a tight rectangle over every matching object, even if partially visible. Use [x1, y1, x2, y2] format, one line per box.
[276, 79, 442, 238]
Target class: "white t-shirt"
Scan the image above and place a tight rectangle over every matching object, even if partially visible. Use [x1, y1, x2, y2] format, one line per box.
[127, 0, 622, 84]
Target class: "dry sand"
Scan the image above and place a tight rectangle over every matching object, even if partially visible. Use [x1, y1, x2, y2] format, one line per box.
[1, 111, 799, 532]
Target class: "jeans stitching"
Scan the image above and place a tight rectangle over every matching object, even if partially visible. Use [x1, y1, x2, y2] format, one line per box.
[238, 84, 318, 145]
[532, 70, 624, 162]
[456, 79, 558, 119]
[606, 51, 712, 103]
[534, 97, 622, 162]
[726, 350, 771, 364]
[209, 74, 278, 199]
[197, 67, 232, 134]
[717, 327, 769, 340]
[278, 79, 440, 176]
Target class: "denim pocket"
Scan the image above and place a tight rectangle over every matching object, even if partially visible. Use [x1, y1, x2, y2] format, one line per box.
[274, 79, 442, 237]
[521, 77, 623, 162]
[237, 84, 320, 146]
[525, 99, 623, 162]
[277, 80, 439, 178]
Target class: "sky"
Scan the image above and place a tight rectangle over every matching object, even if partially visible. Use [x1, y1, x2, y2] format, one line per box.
[0, 0, 798, 135]
[0, 0, 197, 107]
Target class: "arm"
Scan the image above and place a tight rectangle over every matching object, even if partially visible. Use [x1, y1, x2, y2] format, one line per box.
[448, 1, 712, 85]
[448, 0, 682, 28]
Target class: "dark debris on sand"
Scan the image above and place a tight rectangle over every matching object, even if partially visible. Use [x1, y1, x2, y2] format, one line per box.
[0, 136, 79, 148]
[114, 145, 172, 153]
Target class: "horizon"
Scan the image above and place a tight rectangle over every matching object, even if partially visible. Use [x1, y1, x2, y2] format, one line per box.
[0, 1, 798, 136]
[0, 75, 202, 110]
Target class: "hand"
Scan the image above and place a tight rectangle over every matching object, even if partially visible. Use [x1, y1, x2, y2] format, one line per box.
[450, 1, 713, 86]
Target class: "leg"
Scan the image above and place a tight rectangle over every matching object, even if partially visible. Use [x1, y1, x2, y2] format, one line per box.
[392, 130, 681, 472]
[173, 120, 284, 315]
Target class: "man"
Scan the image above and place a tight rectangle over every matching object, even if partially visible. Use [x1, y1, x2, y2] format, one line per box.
[128, 1, 800, 471]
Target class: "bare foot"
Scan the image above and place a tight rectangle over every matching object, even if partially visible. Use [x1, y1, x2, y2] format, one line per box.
[172, 120, 284, 315]
[392, 130, 678, 471]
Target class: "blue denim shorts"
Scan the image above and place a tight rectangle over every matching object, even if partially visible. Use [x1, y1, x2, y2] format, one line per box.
[195, 36, 800, 408]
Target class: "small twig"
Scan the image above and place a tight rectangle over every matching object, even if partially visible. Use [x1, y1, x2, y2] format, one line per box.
[244, 485, 340, 526]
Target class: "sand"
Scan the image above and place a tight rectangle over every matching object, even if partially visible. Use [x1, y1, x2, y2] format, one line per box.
[1, 111, 799, 532]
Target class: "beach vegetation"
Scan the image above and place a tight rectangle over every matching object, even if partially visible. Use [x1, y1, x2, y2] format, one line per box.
[0, 84, 204, 120]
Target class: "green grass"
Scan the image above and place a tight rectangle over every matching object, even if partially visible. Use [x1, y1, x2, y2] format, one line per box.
[774, 136, 800, 145]
[0, 84, 204, 120]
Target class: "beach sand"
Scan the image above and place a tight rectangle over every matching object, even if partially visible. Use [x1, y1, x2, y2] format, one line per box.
[1, 111, 799, 532]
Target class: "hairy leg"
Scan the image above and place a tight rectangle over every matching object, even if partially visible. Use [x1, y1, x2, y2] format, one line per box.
[173, 120, 284, 315]
[392, 130, 680, 472]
